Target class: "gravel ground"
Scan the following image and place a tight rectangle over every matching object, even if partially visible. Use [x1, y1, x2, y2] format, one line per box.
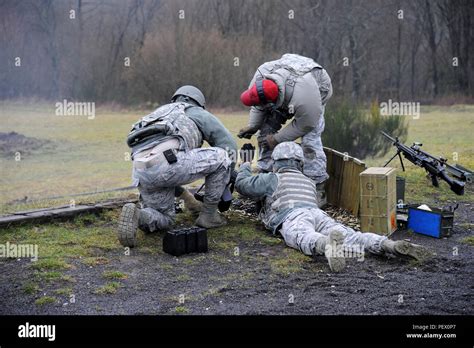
[0, 201, 472, 315]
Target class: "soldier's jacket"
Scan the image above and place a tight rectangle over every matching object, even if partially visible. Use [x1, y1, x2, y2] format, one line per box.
[186, 106, 237, 161]
[130, 102, 237, 186]
[246, 54, 332, 143]
[131, 102, 237, 159]
[235, 162, 319, 232]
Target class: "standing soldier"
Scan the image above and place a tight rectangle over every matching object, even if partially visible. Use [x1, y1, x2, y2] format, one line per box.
[238, 54, 333, 206]
[119, 86, 237, 247]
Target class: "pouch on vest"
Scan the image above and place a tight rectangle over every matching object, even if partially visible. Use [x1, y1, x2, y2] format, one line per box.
[127, 123, 170, 148]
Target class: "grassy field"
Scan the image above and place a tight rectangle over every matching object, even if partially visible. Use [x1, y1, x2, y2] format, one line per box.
[0, 101, 473, 213]
[0, 101, 473, 315]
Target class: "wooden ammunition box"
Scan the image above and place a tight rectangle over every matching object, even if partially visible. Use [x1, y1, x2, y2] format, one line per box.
[359, 167, 397, 235]
[324, 147, 366, 215]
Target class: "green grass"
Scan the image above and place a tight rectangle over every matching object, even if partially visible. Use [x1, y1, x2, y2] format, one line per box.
[268, 248, 312, 276]
[176, 274, 191, 281]
[102, 270, 128, 280]
[31, 258, 71, 271]
[260, 234, 283, 246]
[35, 271, 63, 282]
[1, 102, 472, 297]
[160, 263, 174, 271]
[0, 212, 125, 290]
[0, 212, 121, 268]
[82, 256, 109, 266]
[0, 102, 253, 211]
[94, 281, 122, 295]
[53, 287, 73, 296]
[35, 296, 56, 306]
[0, 101, 139, 207]
[34, 271, 76, 283]
[460, 236, 474, 246]
[1, 102, 471, 210]
[23, 282, 40, 294]
[174, 306, 188, 314]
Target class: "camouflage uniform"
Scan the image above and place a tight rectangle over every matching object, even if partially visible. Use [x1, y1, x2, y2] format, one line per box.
[130, 102, 236, 232]
[235, 142, 386, 257]
[280, 208, 386, 256]
[136, 148, 231, 232]
[244, 54, 333, 184]
[257, 110, 327, 183]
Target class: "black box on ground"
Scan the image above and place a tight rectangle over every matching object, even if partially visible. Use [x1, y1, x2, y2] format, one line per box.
[396, 176, 405, 203]
[163, 227, 208, 256]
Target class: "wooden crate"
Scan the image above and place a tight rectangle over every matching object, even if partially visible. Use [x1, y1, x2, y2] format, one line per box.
[359, 167, 397, 235]
[324, 147, 366, 215]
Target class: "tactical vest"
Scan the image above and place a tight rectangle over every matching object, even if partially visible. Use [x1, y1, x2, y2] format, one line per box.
[266, 54, 332, 106]
[271, 54, 322, 79]
[262, 167, 319, 232]
[127, 102, 203, 156]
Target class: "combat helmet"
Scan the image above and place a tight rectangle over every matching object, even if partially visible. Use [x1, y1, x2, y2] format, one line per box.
[271, 142, 305, 163]
[171, 85, 206, 108]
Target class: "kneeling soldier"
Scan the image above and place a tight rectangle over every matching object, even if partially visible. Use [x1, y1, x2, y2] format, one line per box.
[118, 85, 237, 247]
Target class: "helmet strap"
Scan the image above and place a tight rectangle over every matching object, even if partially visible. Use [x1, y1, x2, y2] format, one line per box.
[273, 159, 303, 172]
[256, 78, 268, 105]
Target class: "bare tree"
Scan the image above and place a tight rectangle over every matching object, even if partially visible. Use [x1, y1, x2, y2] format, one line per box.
[0, 0, 472, 104]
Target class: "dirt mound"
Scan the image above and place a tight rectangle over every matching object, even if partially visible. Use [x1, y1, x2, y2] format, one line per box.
[0, 131, 55, 157]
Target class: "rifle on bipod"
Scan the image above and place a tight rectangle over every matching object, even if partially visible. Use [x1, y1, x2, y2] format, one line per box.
[381, 131, 472, 195]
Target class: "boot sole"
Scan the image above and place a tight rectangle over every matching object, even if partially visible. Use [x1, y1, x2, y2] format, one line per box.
[325, 229, 346, 273]
[394, 241, 428, 261]
[117, 203, 139, 248]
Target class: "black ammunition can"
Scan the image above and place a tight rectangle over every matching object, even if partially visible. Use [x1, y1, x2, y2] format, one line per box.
[163, 227, 208, 256]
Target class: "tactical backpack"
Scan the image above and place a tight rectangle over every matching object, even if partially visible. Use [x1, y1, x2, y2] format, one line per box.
[127, 102, 203, 155]
[265, 53, 332, 105]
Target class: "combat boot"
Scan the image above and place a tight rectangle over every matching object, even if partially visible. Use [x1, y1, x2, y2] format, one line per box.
[313, 228, 346, 272]
[195, 203, 227, 229]
[381, 240, 428, 261]
[117, 203, 139, 248]
[179, 189, 202, 214]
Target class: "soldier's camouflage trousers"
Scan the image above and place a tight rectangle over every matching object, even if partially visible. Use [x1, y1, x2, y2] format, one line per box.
[257, 110, 329, 184]
[134, 147, 231, 233]
[279, 207, 387, 257]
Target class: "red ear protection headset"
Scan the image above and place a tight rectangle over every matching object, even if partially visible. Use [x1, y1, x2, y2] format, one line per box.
[255, 77, 268, 104]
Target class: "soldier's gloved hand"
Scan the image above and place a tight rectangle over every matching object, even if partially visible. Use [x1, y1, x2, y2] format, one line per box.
[230, 169, 238, 183]
[238, 126, 257, 139]
[239, 143, 256, 163]
[265, 134, 278, 150]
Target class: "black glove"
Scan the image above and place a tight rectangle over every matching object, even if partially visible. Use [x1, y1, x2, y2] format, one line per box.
[238, 126, 256, 139]
[230, 168, 238, 183]
[265, 134, 278, 150]
[240, 143, 256, 163]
